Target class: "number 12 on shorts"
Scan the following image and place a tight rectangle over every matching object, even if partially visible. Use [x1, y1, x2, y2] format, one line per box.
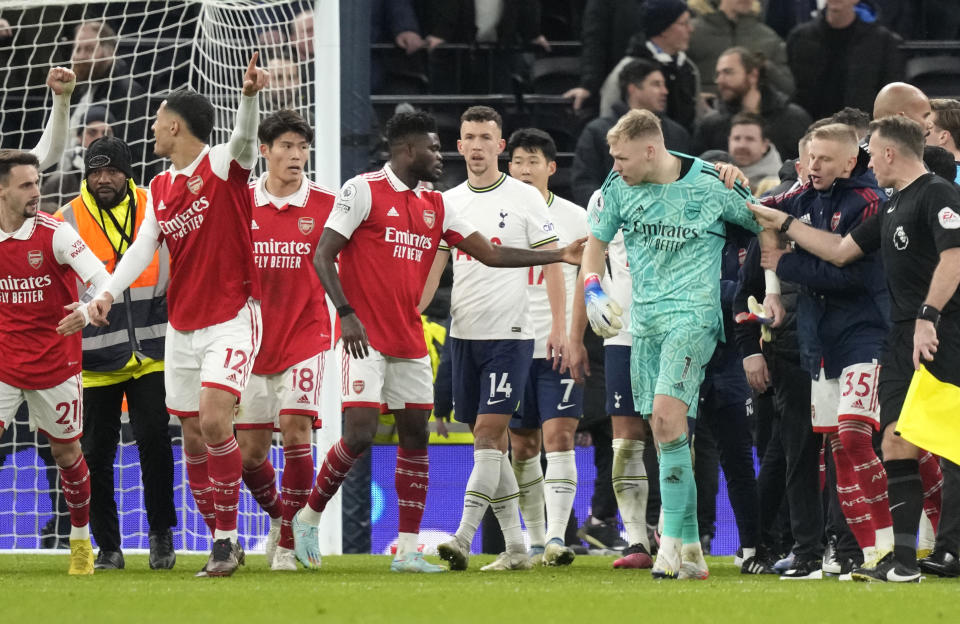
[223, 347, 251, 378]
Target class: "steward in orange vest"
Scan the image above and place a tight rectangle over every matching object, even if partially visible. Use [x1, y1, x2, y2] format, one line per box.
[54, 136, 176, 570]
[56, 142, 168, 373]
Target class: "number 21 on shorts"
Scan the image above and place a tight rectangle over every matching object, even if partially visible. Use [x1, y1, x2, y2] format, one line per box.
[55, 399, 80, 429]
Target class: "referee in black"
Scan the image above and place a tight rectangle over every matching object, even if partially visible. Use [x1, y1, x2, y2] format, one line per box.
[749, 115, 960, 582]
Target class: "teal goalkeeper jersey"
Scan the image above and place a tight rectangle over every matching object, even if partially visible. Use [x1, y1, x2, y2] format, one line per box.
[589, 153, 760, 339]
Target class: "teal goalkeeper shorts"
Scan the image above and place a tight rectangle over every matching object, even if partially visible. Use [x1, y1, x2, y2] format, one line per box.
[630, 317, 719, 418]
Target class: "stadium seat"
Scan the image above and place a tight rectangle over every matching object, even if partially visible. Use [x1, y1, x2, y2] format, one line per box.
[529, 56, 582, 95]
[906, 54, 960, 97]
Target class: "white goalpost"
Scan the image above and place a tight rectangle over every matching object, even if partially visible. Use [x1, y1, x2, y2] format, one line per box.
[0, 0, 342, 556]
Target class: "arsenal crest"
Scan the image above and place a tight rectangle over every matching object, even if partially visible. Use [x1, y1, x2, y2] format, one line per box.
[831, 212, 841, 231]
[187, 174, 204, 194]
[352, 380, 365, 394]
[422, 209, 436, 229]
[298, 216, 315, 235]
[27, 250, 43, 269]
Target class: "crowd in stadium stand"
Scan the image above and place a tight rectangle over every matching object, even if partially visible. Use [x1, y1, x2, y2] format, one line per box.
[2, 0, 960, 581]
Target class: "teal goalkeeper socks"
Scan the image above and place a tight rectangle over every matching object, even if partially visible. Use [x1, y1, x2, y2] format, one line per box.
[658, 434, 691, 540]
[681, 460, 700, 545]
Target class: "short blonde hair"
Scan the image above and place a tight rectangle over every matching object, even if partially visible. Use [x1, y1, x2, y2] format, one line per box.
[810, 123, 859, 157]
[606, 108, 663, 145]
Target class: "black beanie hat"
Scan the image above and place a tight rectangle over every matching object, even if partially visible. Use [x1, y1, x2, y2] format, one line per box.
[85, 135, 133, 180]
[644, 0, 689, 38]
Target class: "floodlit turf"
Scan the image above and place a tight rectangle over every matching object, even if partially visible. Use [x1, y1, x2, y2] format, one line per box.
[1, 553, 956, 624]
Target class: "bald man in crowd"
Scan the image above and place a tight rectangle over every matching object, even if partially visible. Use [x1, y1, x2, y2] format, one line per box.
[873, 83, 933, 135]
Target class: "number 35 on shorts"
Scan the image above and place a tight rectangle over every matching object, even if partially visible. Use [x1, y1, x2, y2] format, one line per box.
[839, 362, 880, 418]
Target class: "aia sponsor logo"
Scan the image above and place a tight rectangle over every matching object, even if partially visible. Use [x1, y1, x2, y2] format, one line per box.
[422, 209, 435, 229]
[831, 212, 841, 232]
[352, 380, 365, 394]
[27, 250, 43, 269]
[298, 216, 315, 235]
[187, 175, 204, 194]
[737, 247, 746, 266]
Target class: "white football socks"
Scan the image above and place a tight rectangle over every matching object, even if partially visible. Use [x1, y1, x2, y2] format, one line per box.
[512, 455, 546, 547]
[491, 452, 525, 554]
[875, 525, 895, 554]
[544, 450, 577, 543]
[612, 438, 649, 548]
[396, 532, 419, 556]
[70, 525, 90, 540]
[454, 448, 502, 548]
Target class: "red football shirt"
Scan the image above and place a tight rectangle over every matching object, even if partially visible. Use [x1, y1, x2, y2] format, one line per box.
[0, 214, 102, 389]
[149, 146, 261, 331]
[324, 164, 475, 359]
[249, 174, 334, 375]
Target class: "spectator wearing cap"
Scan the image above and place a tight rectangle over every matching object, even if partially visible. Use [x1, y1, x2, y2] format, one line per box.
[693, 46, 811, 159]
[598, 0, 701, 132]
[687, 0, 794, 96]
[53, 137, 176, 571]
[41, 104, 115, 213]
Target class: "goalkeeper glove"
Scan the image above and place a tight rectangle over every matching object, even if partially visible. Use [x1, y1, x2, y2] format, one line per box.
[584, 273, 623, 339]
[734, 295, 773, 342]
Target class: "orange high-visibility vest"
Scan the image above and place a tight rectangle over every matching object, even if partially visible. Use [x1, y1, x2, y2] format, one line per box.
[55, 188, 169, 372]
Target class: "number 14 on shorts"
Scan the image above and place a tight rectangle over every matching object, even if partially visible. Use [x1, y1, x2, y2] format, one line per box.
[487, 373, 513, 406]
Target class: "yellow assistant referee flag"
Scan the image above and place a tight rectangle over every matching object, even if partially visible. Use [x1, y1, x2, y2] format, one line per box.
[896, 365, 960, 465]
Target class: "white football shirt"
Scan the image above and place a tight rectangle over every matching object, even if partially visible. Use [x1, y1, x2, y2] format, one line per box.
[443, 173, 558, 340]
[526, 192, 588, 358]
[603, 229, 633, 347]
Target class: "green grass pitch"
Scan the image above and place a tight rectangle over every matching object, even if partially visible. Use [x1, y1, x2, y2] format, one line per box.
[1, 553, 956, 624]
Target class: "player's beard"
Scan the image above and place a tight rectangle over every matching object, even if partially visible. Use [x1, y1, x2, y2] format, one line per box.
[21, 199, 39, 219]
[414, 161, 442, 184]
